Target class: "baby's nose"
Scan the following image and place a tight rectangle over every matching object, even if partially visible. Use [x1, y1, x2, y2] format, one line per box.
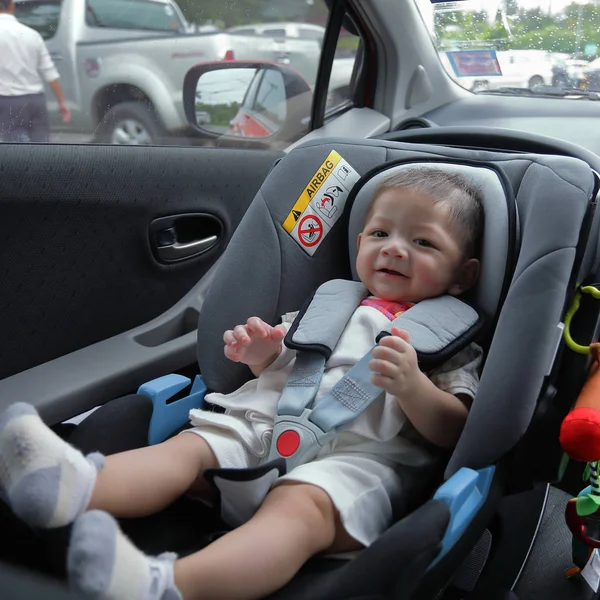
[383, 239, 407, 257]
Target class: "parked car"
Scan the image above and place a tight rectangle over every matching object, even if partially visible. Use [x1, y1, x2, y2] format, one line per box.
[227, 21, 325, 45]
[552, 58, 589, 88]
[443, 49, 562, 92]
[14, 0, 322, 144]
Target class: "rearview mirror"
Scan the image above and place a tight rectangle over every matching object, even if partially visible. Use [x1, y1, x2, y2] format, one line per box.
[183, 61, 313, 143]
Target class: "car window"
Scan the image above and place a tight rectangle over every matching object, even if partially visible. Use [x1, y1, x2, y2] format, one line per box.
[14, 0, 62, 40]
[242, 69, 264, 108]
[86, 0, 185, 32]
[262, 28, 286, 37]
[417, 0, 600, 98]
[228, 27, 255, 35]
[299, 27, 324, 42]
[253, 69, 287, 124]
[3, 0, 361, 149]
[326, 21, 361, 111]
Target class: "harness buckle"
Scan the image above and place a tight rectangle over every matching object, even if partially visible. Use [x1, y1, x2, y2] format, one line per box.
[265, 409, 337, 470]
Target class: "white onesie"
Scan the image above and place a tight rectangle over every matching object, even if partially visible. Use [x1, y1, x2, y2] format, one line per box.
[187, 303, 482, 546]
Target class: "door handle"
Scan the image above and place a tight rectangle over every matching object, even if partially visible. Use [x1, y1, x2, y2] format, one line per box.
[50, 52, 63, 61]
[150, 213, 222, 264]
[157, 235, 218, 262]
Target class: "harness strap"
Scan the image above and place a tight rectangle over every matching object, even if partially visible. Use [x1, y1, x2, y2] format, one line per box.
[276, 352, 326, 417]
[265, 290, 480, 470]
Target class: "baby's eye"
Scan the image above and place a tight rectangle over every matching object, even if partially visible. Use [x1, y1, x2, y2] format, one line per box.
[371, 230, 388, 238]
[414, 239, 436, 248]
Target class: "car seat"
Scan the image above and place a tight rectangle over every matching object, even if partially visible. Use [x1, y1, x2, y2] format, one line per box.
[5, 131, 600, 600]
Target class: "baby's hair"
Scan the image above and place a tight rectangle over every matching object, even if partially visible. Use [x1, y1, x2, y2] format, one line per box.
[368, 168, 485, 258]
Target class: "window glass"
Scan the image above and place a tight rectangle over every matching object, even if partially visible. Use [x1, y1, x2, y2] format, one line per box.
[228, 27, 254, 35]
[86, 0, 186, 33]
[326, 21, 361, 111]
[299, 27, 324, 42]
[263, 28, 286, 37]
[253, 69, 287, 124]
[416, 0, 600, 98]
[14, 0, 62, 40]
[4, 0, 361, 148]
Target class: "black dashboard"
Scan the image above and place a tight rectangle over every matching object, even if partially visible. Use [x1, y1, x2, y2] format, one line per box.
[420, 94, 600, 157]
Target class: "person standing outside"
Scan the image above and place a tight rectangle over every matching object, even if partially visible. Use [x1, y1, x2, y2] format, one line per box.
[0, 0, 71, 142]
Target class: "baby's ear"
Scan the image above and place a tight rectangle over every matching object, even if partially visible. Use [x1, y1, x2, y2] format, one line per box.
[448, 259, 480, 296]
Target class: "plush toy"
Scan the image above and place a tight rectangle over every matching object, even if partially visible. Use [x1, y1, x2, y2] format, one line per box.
[560, 286, 600, 577]
[560, 344, 600, 463]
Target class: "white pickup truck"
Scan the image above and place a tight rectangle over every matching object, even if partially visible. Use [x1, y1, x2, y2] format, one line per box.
[15, 0, 322, 143]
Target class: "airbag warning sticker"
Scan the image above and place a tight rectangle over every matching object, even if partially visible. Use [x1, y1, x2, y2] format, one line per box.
[283, 150, 360, 255]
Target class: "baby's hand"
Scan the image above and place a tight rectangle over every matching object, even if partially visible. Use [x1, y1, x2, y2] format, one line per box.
[369, 327, 426, 398]
[223, 317, 286, 367]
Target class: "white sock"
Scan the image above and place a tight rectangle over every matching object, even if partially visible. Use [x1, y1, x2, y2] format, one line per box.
[68, 510, 182, 600]
[0, 402, 104, 528]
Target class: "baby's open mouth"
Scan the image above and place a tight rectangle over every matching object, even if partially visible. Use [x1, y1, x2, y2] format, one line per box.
[378, 268, 405, 277]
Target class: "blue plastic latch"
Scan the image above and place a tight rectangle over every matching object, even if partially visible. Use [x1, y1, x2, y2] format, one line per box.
[138, 374, 207, 445]
[429, 465, 496, 568]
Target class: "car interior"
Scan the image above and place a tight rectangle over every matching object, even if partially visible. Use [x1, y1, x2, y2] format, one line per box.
[5, 0, 600, 599]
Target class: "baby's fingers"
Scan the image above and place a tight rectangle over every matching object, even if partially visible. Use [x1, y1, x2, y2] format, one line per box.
[372, 345, 403, 364]
[246, 317, 268, 338]
[369, 358, 398, 379]
[270, 324, 287, 342]
[233, 325, 251, 345]
[223, 332, 242, 361]
[224, 344, 242, 361]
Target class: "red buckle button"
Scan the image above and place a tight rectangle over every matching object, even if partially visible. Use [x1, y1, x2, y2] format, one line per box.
[276, 430, 300, 457]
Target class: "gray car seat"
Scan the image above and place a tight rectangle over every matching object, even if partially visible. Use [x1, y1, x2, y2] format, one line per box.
[4, 133, 600, 600]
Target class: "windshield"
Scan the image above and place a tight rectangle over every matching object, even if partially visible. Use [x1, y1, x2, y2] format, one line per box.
[418, 0, 600, 97]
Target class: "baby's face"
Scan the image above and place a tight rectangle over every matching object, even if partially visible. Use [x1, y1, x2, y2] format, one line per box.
[356, 188, 477, 303]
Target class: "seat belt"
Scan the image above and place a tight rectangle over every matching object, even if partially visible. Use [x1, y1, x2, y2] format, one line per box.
[206, 279, 481, 527]
[263, 280, 481, 470]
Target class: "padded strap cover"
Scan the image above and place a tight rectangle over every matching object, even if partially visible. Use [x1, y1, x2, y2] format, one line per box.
[384, 296, 481, 367]
[285, 280, 369, 358]
[287, 279, 480, 367]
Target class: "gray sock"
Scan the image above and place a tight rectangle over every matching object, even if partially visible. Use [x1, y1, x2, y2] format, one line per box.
[68, 510, 181, 600]
[0, 402, 104, 528]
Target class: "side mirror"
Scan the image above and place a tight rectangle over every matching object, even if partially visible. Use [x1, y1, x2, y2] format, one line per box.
[183, 61, 313, 144]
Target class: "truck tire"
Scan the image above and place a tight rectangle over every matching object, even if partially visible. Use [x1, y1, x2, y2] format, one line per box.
[96, 102, 165, 145]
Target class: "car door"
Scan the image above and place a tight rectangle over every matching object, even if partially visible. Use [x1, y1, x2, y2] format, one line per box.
[0, 0, 368, 426]
[0, 0, 371, 593]
[0, 143, 282, 383]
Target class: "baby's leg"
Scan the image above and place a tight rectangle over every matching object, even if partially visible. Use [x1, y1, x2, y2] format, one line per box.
[176, 482, 362, 599]
[88, 432, 217, 517]
[68, 482, 362, 600]
[0, 403, 217, 528]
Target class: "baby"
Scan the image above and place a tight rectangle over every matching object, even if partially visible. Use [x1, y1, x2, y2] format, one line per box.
[0, 167, 484, 600]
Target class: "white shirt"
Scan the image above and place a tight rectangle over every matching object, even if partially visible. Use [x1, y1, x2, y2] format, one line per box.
[192, 304, 482, 463]
[0, 14, 59, 96]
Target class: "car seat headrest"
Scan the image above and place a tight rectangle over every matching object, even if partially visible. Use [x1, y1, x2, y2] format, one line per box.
[348, 163, 511, 319]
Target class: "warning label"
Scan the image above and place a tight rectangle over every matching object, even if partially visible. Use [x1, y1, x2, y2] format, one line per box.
[298, 214, 323, 247]
[284, 150, 360, 256]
